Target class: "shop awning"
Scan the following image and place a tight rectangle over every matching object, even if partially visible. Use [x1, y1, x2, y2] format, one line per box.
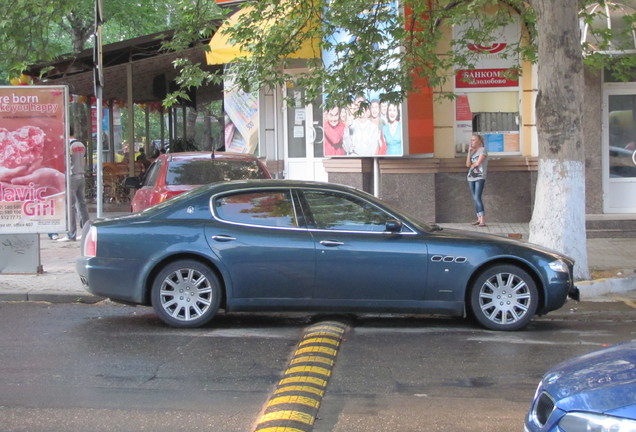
[206, 5, 320, 65]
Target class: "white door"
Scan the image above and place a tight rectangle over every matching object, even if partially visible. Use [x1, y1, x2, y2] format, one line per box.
[283, 83, 327, 181]
[603, 88, 636, 213]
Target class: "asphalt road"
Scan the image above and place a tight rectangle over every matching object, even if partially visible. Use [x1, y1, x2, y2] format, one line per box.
[0, 298, 634, 432]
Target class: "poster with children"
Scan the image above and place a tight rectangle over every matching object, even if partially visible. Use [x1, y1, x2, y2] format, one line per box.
[0, 86, 68, 234]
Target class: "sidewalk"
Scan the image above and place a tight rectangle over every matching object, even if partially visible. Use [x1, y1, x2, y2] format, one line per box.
[0, 216, 635, 303]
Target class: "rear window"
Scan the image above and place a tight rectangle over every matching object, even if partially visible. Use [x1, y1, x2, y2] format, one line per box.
[166, 159, 267, 186]
[214, 191, 297, 228]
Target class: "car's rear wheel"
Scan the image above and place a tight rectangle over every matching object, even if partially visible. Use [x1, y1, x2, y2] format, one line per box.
[469, 264, 538, 331]
[151, 260, 221, 328]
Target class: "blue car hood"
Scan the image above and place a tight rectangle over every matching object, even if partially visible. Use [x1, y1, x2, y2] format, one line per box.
[542, 340, 636, 416]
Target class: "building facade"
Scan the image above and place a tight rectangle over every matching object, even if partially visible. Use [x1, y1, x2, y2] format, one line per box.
[210, 1, 636, 225]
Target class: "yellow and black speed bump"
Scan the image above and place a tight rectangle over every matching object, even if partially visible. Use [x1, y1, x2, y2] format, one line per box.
[252, 321, 348, 432]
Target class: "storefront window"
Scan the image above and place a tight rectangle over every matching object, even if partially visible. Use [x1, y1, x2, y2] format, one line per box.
[608, 94, 636, 178]
[455, 92, 520, 154]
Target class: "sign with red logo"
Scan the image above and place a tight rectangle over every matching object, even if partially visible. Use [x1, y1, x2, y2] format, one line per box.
[467, 43, 508, 54]
[453, 19, 520, 89]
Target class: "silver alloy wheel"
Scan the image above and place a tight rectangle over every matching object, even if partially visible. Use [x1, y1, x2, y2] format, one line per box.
[478, 272, 531, 325]
[470, 264, 538, 331]
[159, 267, 213, 322]
[151, 260, 221, 328]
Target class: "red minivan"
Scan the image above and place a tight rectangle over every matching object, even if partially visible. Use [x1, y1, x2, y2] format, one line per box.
[125, 152, 271, 213]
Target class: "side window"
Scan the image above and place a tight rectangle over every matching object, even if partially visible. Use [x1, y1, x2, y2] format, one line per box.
[142, 160, 162, 187]
[303, 191, 393, 232]
[214, 191, 297, 228]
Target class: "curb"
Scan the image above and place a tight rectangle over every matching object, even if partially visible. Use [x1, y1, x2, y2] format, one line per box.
[577, 275, 636, 300]
[28, 292, 104, 303]
[0, 290, 103, 303]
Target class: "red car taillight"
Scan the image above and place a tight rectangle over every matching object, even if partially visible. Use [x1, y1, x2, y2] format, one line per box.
[83, 226, 97, 257]
[157, 191, 182, 204]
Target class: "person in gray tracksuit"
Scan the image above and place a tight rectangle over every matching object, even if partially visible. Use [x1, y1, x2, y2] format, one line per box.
[58, 126, 90, 242]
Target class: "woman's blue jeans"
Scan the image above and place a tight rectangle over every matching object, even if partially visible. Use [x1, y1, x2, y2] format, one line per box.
[469, 179, 486, 217]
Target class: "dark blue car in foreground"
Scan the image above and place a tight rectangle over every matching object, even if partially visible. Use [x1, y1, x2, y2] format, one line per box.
[76, 180, 578, 330]
[525, 340, 636, 431]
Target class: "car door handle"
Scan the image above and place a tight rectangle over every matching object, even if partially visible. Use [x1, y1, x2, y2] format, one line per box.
[211, 235, 237, 242]
[319, 240, 344, 247]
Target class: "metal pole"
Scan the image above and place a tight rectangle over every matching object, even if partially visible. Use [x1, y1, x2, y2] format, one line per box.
[127, 63, 134, 176]
[94, 0, 104, 218]
[374, 157, 380, 197]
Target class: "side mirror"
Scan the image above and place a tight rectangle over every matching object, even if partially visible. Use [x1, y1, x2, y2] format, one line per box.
[385, 220, 403, 233]
[123, 176, 141, 189]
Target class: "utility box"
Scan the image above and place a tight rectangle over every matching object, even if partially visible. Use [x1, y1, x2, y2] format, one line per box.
[0, 234, 41, 274]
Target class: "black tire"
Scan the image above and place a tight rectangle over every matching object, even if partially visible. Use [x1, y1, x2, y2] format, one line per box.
[151, 260, 221, 328]
[469, 264, 538, 331]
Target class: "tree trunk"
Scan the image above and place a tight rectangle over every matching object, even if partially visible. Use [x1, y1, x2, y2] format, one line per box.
[528, 0, 590, 280]
[186, 107, 198, 145]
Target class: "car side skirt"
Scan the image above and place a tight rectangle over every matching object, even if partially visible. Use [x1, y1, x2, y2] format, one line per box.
[226, 298, 466, 317]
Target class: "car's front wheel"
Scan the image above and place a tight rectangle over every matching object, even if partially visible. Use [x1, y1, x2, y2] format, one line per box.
[151, 260, 221, 328]
[469, 264, 538, 331]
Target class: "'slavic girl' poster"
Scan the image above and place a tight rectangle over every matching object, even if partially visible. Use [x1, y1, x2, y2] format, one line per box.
[0, 86, 69, 234]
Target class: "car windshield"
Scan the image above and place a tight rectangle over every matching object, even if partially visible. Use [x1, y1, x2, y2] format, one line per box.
[166, 159, 266, 185]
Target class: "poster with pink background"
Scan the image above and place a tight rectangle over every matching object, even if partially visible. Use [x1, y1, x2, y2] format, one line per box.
[0, 86, 68, 234]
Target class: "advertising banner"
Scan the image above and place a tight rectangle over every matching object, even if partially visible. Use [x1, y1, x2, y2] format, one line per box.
[0, 86, 68, 234]
[455, 94, 473, 153]
[223, 69, 259, 154]
[322, 1, 404, 157]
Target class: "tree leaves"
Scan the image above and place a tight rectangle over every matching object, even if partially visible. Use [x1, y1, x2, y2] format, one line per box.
[0, 0, 175, 81]
[191, 0, 636, 109]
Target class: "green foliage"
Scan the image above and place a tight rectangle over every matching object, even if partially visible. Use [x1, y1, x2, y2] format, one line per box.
[3, 0, 636, 108]
[579, 0, 636, 80]
[164, 58, 222, 107]
[162, 0, 224, 51]
[0, 0, 68, 76]
[172, 0, 635, 108]
[0, 0, 174, 79]
[214, 0, 540, 108]
[120, 104, 164, 144]
[161, 0, 225, 108]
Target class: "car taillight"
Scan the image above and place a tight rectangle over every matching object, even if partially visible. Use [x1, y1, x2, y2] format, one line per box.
[83, 226, 97, 257]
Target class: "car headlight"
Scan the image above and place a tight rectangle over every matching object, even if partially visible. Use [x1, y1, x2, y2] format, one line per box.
[548, 259, 569, 273]
[560, 412, 636, 431]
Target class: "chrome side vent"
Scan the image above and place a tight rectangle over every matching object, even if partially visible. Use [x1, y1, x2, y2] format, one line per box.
[431, 255, 468, 263]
